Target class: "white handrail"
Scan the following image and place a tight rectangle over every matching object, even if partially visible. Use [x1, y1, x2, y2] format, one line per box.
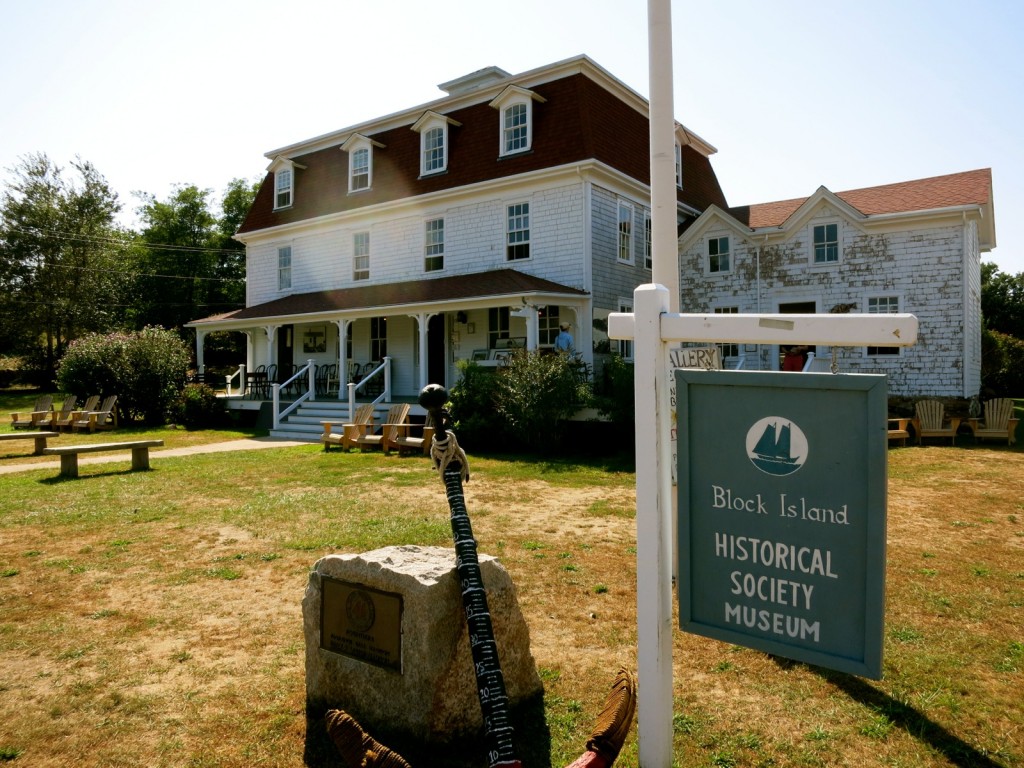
[225, 364, 245, 397]
[272, 359, 315, 428]
[347, 357, 392, 415]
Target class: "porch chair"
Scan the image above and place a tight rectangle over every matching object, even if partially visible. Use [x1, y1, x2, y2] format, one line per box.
[968, 398, 1019, 446]
[58, 395, 99, 431]
[9, 394, 54, 429]
[71, 395, 119, 433]
[35, 395, 77, 430]
[913, 400, 961, 446]
[321, 403, 375, 452]
[385, 413, 435, 456]
[352, 403, 410, 453]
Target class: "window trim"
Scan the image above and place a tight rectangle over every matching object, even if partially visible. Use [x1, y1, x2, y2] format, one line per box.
[411, 111, 461, 177]
[811, 221, 842, 265]
[617, 200, 635, 264]
[617, 299, 634, 360]
[353, 231, 370, 282]
[274, 168, 293, 210]
[674, 142, 683, 189]
[341, 134, 384, 194]
[707, 235, 732, 274]
[644, 210, 652, 269]
[489, 85, 546, 158]
[424, 217, 444, 273]
[277, 245, 292, 291]
[506, 201, 531, 261]
[713, 305, 740, 359]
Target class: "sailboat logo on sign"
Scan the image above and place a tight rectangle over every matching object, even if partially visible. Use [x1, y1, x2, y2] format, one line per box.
[746, 417, 809, 476]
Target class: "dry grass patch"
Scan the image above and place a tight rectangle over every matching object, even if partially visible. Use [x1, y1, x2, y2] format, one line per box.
[0, 441, 1021, 766]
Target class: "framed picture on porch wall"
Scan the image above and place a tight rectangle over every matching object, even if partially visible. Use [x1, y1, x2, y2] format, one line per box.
[303, 326, 327, 354]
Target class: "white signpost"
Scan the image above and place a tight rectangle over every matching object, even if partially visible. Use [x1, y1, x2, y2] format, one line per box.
[609, 291, 918, 766]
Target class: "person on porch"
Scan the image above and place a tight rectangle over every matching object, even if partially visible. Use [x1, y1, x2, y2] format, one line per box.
[554, 322, 575, 355]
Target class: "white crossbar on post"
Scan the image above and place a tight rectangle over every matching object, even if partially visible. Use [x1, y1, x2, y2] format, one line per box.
[612, 288, 918, 766]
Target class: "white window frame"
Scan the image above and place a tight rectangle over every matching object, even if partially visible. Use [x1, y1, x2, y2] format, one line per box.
[274, 169, 293, 210]
[617, 299, 634, 360]
[353, 231, 370, 281]
[341, 134, 383, 193]
[811, 221, 841, 265]
[617, 200, 634, 264]
[644, 210, 652, 269]
[424, 217, 444, 273]
[714, 306, 740, 359]
[277, 245, 292, 291]
[411, 111, 460, 177]
[489, 85, 545, 158]
[674, 141, 683, 189]
[707, 235, 732, 274]
[864, 294, 902, 356]
[506, 201, 531, 261]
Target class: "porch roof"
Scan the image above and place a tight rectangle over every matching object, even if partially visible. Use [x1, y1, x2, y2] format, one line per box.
[188, 268, 589, 328]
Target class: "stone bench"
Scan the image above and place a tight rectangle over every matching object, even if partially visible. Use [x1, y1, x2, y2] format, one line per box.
[0, 431, 60, 455]
[42, 439, 165, 478]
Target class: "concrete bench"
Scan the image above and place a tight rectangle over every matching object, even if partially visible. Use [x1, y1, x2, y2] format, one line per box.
[0, 431, 60, 455]
[42, 439, 164, 478]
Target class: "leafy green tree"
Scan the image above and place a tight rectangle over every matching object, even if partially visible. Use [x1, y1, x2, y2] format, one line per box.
[0, 153, 130, 379]
[56, 327, 191, 425]
[981, 262, 1024, 339]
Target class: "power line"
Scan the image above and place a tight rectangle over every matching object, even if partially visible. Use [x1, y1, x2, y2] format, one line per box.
[5, 225, 245, 256]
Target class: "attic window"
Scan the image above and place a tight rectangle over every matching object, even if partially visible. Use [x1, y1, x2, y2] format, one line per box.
[342, 134, 384, 193]
[411, 111, 461, 176]
[489, 85, 546, 158]
[275, 169, 293, 209]
[813, 223, 840, 263]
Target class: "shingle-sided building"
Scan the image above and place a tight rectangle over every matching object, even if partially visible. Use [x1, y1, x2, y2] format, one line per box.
[677, 168, 995, 397]
[187, 55, 726, 401]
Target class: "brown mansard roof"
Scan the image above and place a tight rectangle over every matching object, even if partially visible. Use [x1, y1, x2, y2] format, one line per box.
[728, 168, 993, 228]
[239, 72, 727, 234]
[190, 269, 588, 325]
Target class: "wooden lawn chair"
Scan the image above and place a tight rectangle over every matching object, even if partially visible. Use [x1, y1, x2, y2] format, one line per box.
[35, 395, 77, 430]
[321, 403, 375, 452]
[71, 395, 118, 433]
[385, 414, 435, 456]
[10, 395, 54, 429]
[913, 400, 960, 445]
[353, 403, 410, 453]
[969, 398, 1019, 446]
[59, 395, 99, 431]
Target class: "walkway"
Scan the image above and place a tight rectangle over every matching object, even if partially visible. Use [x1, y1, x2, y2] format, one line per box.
[0, 436, 306, 476]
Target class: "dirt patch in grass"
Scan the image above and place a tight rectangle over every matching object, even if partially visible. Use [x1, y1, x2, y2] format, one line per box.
[1, 445, 1022, 767]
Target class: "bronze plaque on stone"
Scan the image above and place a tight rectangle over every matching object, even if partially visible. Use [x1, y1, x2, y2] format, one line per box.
[320, 577, 403, 672]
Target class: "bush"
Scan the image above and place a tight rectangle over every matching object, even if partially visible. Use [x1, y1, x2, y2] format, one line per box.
[171, 383, 226, 429]
[56, 327, 191, 426]
[981, 328, 1024, 397]
[493, 351, 592, 453]
[447, 360, 506, 451]
[593, 353, 635, 427]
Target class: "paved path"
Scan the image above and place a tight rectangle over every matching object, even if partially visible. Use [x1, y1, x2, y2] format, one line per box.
[0, 436, 309, 475]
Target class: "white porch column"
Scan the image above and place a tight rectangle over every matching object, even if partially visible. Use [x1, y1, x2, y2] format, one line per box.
[262, 325, 278, 369]
[410, 312, 432, 391]
[334, 319, 350, 399]
[511, 306, 539, 351]
[195, 329, 207, 373]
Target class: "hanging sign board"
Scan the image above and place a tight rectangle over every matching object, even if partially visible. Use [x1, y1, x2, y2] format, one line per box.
[675, 370, 887, 678]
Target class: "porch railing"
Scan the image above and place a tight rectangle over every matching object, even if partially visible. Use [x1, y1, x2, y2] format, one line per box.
[272, 359, 316, 429]
[225, 364, 246, 397]
[347, 357, 391, 415]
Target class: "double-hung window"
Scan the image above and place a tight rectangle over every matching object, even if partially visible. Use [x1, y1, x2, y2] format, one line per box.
[708, 236, 731, 273]
[424, 218, 444, 272]
[277, 246, 292, 291]
[342, 134, 382, 193]
[674, 141, 683, 188]
[617, 300, 633, 360]
[644, 210, 652, 269]
[370, 317, 387, 361]
[275, 169, 293, 209]
[866, 296, 900, 355]
[618, 201, 634, 263]
[353, 232, 370, 281]
[813, 223, 840, 263]
[412, 111, 459, 176]
[714, 306, 740, 359]
[488, 307, 510, 349]
[490, 85, 544, 158]
[538, 306, 560, 347]
[507, 202, 530, 260]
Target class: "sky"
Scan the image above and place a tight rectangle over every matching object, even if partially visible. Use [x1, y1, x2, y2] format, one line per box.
[3, 0, 1022, 274]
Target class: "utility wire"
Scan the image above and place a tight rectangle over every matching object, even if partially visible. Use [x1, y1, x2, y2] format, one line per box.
[5, 225, 246, 256]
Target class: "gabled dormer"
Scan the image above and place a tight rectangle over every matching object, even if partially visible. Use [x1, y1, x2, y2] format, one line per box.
[341, 134, 385, 193]
[411, 111, 462, 177]
[488, 85, 547, 157]
[266, 156, 306, 210]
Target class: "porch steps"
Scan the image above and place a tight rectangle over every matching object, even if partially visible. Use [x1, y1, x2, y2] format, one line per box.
[268, 400, 424, 442]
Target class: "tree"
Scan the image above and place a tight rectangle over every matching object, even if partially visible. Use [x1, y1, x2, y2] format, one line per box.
[981, 261, 1024, 339]
[0, 153, 131, 379]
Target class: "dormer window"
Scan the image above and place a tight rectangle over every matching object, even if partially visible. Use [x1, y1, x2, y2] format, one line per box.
[341, 134, 384, 193]
[674, 142, 683, 189]
[276, 169, 292, 208]
[489, 85, 546, 158]
[266, 156, 305, 210]
[411, 111, 461, 176]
